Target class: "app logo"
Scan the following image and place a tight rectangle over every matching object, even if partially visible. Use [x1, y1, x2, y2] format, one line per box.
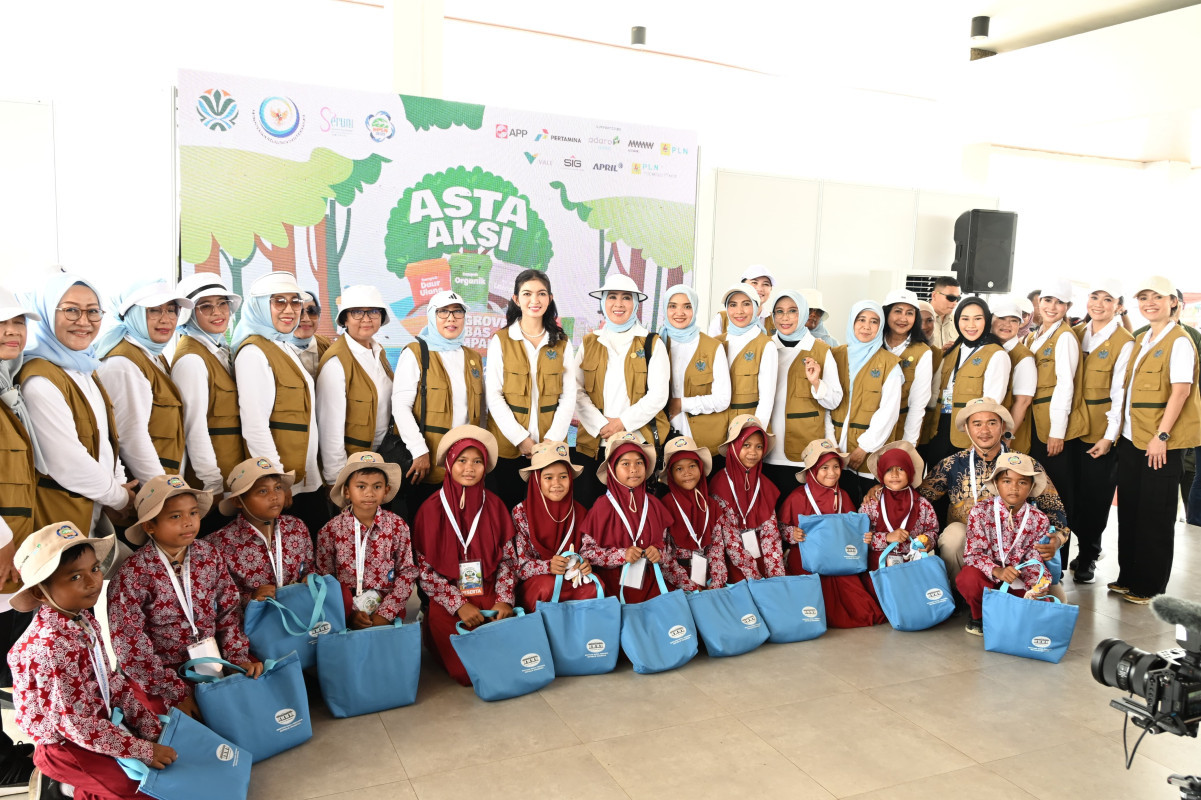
[668, 625, 688, 639]
[1031, 635, 1052, 649]
[496, 123, 509, 138]
[592, 162, 623, 172]
[801, 606, 819, 619]
[366, 111, 395, 142]
[844, 544, 859, 557]
[215, 744, 235, 762]
[562, 155, 583, 170]
[197, 89, 238, 132]
[255, 96, 303, 142]
[319, 107, 354, 135]
[586, 638, 606, 654]
[627, 139, 654, 150]
[274, 708, 296, 726]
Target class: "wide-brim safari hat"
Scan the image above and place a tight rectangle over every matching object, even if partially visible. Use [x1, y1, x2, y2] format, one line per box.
[219, 457, 296, 516]
[126, 475, 213, 545]
[864, 440, 924, 489]
[10, 525, 116, 613]
[435, 425, 499, 474]
[795, 439, 849, 484]
[518, 441, 582, 480]
[330, 451, 402, 508]
[597, 431, 656, 484]
[717, 414, 775, 457]
[985, 451, 1048, 498]
[588, 273, 647, 303]
[954, 396, 1015, 434]
[658, 435, 713, 484]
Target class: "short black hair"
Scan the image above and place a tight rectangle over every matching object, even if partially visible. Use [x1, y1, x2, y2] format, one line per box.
[934, 276, 960, 290]
[347, 466, 389, 484]
[58, 542, 96, 568]
[1026, 289, 1041, 301]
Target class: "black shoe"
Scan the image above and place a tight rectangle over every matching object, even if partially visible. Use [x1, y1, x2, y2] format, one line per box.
[1068, 556, 1078, 571]
[964, 618, 983, 636]
[1074, 560, 1097, 583]
[0, 745, 34, 796]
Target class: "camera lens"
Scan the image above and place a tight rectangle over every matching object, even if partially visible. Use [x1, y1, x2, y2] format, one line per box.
[1091, 638, 1167, 695]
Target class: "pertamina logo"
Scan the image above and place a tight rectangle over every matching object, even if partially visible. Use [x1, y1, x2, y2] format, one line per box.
[801, 606, 819, 619]
[1031, 635, 1052, 650]
[627, 139, 654, 150]
[536, 128, 581, 143]
[593, 162, 623, 172]
[844, 544, 859, 557]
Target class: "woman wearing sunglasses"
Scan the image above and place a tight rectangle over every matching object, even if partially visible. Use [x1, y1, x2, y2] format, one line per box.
[289, 292, 330, 378]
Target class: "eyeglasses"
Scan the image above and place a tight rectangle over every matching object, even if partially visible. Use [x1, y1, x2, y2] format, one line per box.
[937, 290, 961, 302]
[195, 300, 230, 315]
[301, 306, 320, 318]
[145, 304, 181, 320]
[346, 308, 383, 321]
[56, 306, 105, 323]
[435, 308, 466, 320]
[773, 308, 799, 318]
[270, 297, 304, 311]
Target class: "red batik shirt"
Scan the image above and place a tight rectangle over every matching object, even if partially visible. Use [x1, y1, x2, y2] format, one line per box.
[8, 606, 161, 763]
[106, 539, 250, 705]
[211, 514, 313, 607]
[859, 490, 941, 556]
[316, 506, 419, 621]
[963, 496, 1049, 587]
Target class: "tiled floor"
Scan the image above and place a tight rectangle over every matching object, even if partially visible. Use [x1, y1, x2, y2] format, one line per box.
[6, 512, 1199, 799]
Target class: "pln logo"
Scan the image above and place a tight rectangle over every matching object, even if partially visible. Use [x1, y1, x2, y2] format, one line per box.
[668, 625, 688, 639]
[844, 544, 859, 557]
[631, 162, 642, 175]
[660, 142, 690, 156]
[197, 89, 238, 132]
[1031, 635, 1052, 649]
[255, 96, 303, 143]
[366, 111, 395, 142]
[801, 606, 819, 619]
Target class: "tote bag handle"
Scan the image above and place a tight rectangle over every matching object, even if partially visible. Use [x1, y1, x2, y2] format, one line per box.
[619, 560, 668, 604]
[1001, 558, 1059, 602]
[180, 656, 280, 683]
[262, 576, 329, 636]
[550, 553, 604, 603]
[454, 606, 526, 635]
[112, 707, 175, 782]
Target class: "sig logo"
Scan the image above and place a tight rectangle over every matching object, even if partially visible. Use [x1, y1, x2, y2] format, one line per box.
[844, 545, 859, 557]
[925, 588, 945, 602]
[309, 621, 332, 638]
[521, 653, 542, 668]
[215, 743, 235, 762]
[801, 606, 819, 619]
[274, 708, 296, 726]
[668, 625, 688, 639]
[741, 613, 759, 627]
[586, 638, 607, 654]
[1031, 636, 1052, 649]
[562, 156, 583, 170]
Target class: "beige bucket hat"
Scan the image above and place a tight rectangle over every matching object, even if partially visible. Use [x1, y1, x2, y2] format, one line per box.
[795, 439, 849, 484]
[126, 475, 212, 545]
[717, 414, 775, 457]
[864, 440, 925, 489]
[518, 441, 582, 481]
[219, 457, 296, 516]
[434, 425, 499, 474]
[658, 435, 713, 484]
[330, 451, 403, 508]
[954, 396, 1015, 434]
[985, 451, 1048, 498]
[10, 525, 116, 612]
[597, 431, 656, 484]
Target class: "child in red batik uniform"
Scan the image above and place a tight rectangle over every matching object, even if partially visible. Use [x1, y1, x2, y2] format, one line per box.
[710, 415, 785, 582]
[860, 441, 940, 571]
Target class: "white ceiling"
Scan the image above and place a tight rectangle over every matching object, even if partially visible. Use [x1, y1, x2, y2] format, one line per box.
[444, 0, 1201, 163]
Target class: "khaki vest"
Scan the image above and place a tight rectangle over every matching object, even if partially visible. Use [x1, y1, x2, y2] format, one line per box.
[318, 335, 396, 455]
[1074, 323, 1135, 444]
[406, 343, 484, 483]
[831, 346, 900, 453]
[938, 342, 1006, 448]
[725, 332, 775, 416]
[0, 405, 35, 592]
[577, 333, 670, 458]
[235, 336, 312, 483]
[173, 336, 248, 483]
[889, 340, 931, 442]
[782, 338, 832, 460]
[1002, 342, 1036, 453]
[1030, 324, 1088, 442]
[670, 333, 729, 453]
[919, 346, 944, 445]
[17, 358, 120, 532]
[1123, 324, 1201, 450]
[106, 340, 185, 472]
[484, 331, 568, 460]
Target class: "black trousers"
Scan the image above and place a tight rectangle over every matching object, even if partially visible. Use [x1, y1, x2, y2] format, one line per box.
[761, 463, 801, 513]
[0, 608, 32, 762]
[288, 489, 334, 547]
[922, 413, 958, 474]
[1027, 419, 1079, 568]
[1116, 438, 1183, 596]
[574, 450, 606, 508]
[486, 456, 530, 511]
[391, 480, 440, 529]
[1074, 442, 1118, 565]
[838, 470, 876, 509]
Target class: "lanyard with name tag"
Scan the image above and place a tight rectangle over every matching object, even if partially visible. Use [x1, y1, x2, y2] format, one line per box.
[993, 499, 1033, 568]
[352, 517, 383, 612]
[881, 488, 915, 566]
[608, 492, 650, 589]
[440, 489, 486, 596]
[156, 546, 223, 677]
[725, 473, 762, 558]
[78, 616, 117, 721]
[253, 521, 284, 587]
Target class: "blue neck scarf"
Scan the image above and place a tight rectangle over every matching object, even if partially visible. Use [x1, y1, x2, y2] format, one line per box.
[771, 290, 810, 343]
[94, 280, 173, 358]
[844, 300, 885, 397]
[660, 285, 700, 343]
[179, 316, 228, 351]
[601, 292, 640, 334]
[724, 290, 760, 336]
[419, 303, 467, 352]
[24, 274, 104, 374]
[230, 295, 294, 353]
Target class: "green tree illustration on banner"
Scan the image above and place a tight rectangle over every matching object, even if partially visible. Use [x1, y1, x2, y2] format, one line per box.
[398, 95, 485, 132]
[551, 182, 695, 332]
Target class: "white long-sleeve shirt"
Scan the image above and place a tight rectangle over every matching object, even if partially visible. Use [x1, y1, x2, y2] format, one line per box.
[937, 343, 1012, 411]
[725, 328, 778, 424]
[574, 327, 671, 437]
[767, 331, 841, 467]
[706, 312, 725, 338]
[391, 347, 467, 458]
[316, 336, 394, 484]
[234, 341, 321, 494]
[171, 337, 230, 494]
[827, 363, 904, 476]
[1030, 320, 1077, 439]
[1002, 338, 1037, 398]
[97, 336, 178, 484]
[485, 324, 577, 448]
[666, 336, 731, 437]
[23, 369, 129, 531]
[1121, 321, 1195, 443]
[1081, 318, 1135, 443]
[887, 339, 933, 445]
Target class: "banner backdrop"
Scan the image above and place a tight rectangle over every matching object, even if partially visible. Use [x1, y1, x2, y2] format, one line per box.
[177, 69, 699, 361]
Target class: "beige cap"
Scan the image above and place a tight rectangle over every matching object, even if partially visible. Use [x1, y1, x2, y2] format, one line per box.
[588, 273, 648, 303]
[717, 414, 775, 457]
[10, 525, 116, 613]
[597, 431, 656, 484]
[1085, 279, 1124, 302]
[795, 439, 849, 484]
[658, 435, 713, 484]
[1131, 275, 1175, 299]
[126, 475, 212, 545]
[330, 451, 402, 508]
[954, 396, 1015, 435]
[985, 451, 1048, 498]
[864, 440, 925, 489]
[219, 457, 296, 516]
[434, 425, 499, 474]
[518, 441, 582, 481]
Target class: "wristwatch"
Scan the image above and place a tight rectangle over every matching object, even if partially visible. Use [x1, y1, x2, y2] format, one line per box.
[1157, 431, 1171, 442]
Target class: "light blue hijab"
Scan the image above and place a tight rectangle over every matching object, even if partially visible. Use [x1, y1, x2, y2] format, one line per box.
[659, 284, 700, 343]
[230, 295, 294, 352]
[24, 273, 105, 374]
[722, 286, 760, 336]
[771, 290, 810, 343]
[94, 279, 174, 358]
[601, 292, 641, 334]
[419, 293, 468, 352]
[844, 300, 885, 397]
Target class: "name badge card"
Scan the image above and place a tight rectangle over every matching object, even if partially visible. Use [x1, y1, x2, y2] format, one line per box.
[623, 557, 648, 589]
[741, 529, 762, 559]
[941, 388, 954, 414]
[187, 636, 223, 678]
[459, 561, 484, 596]
[690, 552, 709, 586]
[353, 589, 382, 614]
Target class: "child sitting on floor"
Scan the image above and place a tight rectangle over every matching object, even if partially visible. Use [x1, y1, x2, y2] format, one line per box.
[860, 441, 940, 570]
[316, 452, 418, 628]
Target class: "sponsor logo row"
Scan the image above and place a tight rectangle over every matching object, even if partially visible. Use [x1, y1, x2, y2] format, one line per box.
[195, 88, 395, 144]
[495, 124, 689, 156]
[522, 152, 679, 177]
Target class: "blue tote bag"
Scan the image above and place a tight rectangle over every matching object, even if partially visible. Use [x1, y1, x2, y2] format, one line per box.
[686, 580, 769, 657]
[746, 574, 827, 643]
[115, 707, 251, 800]
[243, 575, 346, 670]
[869, 543, 955, 631]
[451, 608, 556, 701]
[982, 559, 1079, 663]
[316, 617, 421, 718]
[618, 562, 698, 674]
[794, 512, 870, 575]
[538, 561, 621, 676]
[182, 652, 312, 759]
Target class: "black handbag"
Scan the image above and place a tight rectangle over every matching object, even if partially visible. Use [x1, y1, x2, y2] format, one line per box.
[376, 337, 428, 479]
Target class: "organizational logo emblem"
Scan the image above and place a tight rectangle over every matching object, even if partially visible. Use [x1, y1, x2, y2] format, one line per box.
[668, 625, 688, 639]
[309, 621, 333, 638]
[319, 107, 354, 135]
[166, 476, 185, 488]
[215, 744, 235, 762]
[740, 613, 759, 628]
[1031, 635, 1052, 649]
[496, 124, 509, 138]
[197, 89, 238, 131]
[562, 155, 583, 170]
[274, 708, 296, 726]
[255, 96, 303, 142]
[926, 588, 945, 602]
[586, 638, 606, 654]
[56, 525, 79, 540]
[801, 606, 819, 619]
[627, 139, 654, 150]
[844, 544, 859, 557]
[366, 111, 395, 142]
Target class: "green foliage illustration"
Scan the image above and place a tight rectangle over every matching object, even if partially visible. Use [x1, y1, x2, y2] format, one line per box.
[399, 95, 485, 132]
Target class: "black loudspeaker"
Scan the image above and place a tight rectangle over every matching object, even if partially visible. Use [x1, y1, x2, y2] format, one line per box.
[952, 210, 1017, 293]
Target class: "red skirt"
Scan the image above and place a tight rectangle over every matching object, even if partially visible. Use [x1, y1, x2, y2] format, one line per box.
[786, 547, 885, 629]
[422, 583, 500, 687]
[726, 555, 766, 584]
[592, 564, 662, 604]
[34, 741, 142, 800]
[517, 573, 598, 612]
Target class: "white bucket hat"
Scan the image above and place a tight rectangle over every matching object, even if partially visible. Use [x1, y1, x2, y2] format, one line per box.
[800, 288, 829, 321]
[337, 284, 390, 326]
[588, 273, 647, 302]
[247, 271, 303, 297]
[0, 287, 40, 322]
[175, 274, 242, 326]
